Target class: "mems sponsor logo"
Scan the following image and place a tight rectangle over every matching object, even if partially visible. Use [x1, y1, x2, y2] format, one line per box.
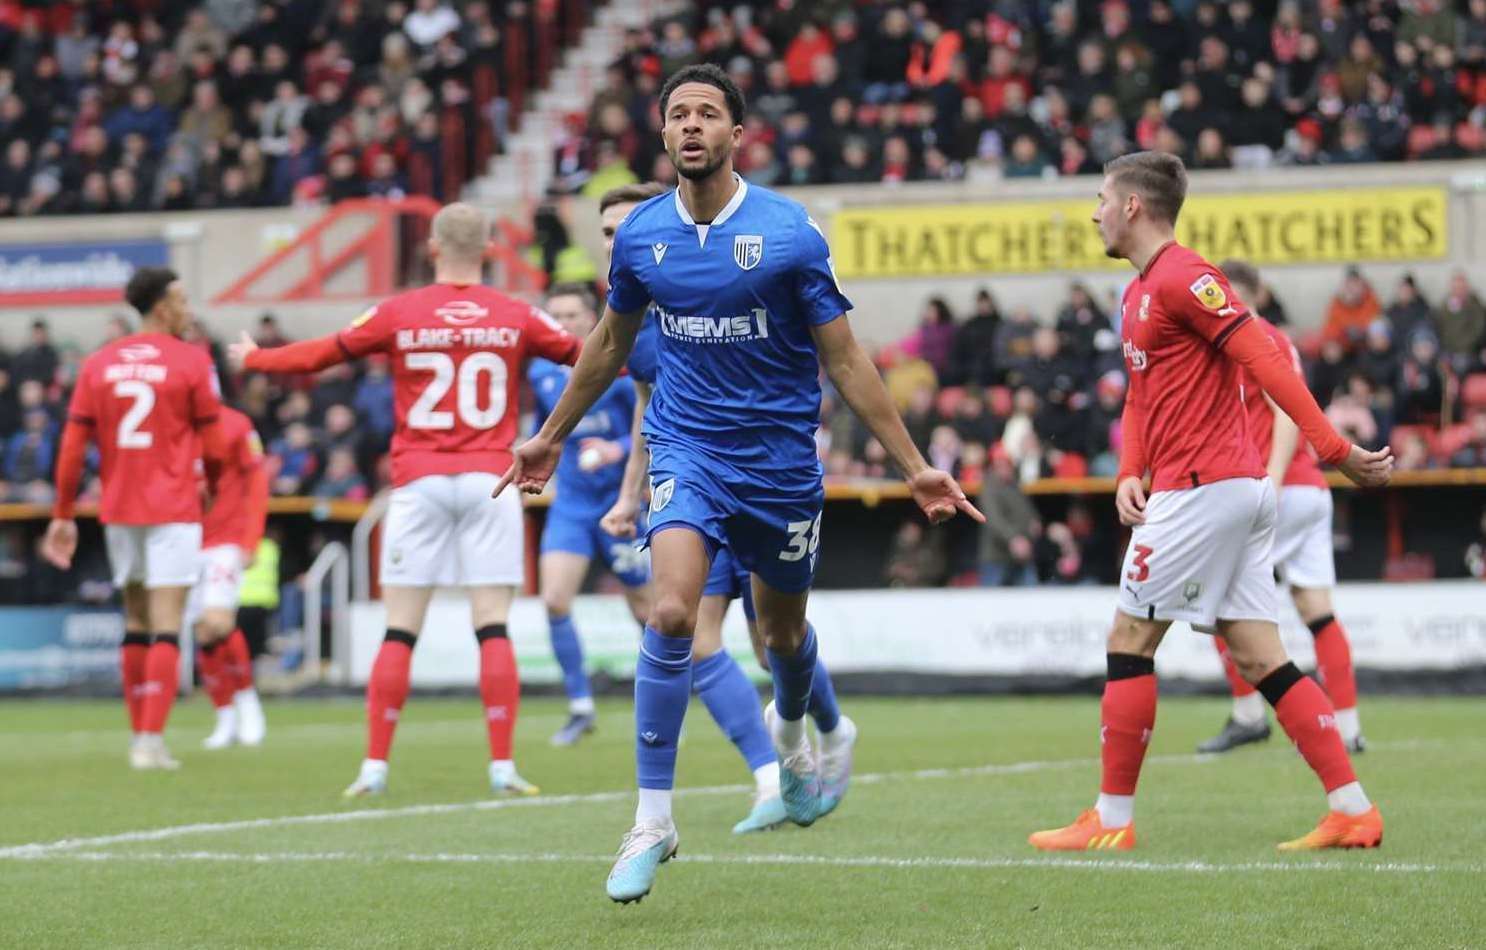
[655, 305, 769, 343]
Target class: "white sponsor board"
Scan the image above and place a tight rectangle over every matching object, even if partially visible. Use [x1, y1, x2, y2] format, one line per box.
[346, 582, 1486, 687]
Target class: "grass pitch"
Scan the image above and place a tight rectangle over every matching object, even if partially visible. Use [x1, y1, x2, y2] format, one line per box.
[3, 693, 1482, 949]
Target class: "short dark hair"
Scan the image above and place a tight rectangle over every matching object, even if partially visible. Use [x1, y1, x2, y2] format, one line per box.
[545, 282, 597, 312]
[1104, 151, 1188, 225]
[1219, 259, 1260, 290]
[599, 181, 668, 213]
[124, 266, 178, 316]
[658, 63, 746, 125]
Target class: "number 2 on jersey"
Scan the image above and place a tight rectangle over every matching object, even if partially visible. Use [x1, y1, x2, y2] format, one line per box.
[406, 352, 508, 430]
[114, 380, 156, 449]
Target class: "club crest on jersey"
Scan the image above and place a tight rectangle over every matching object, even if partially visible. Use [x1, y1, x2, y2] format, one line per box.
[118, 343, 161, 363]
[650, 477, 676, 512]
[1189, 274, 1227, 312]
[1138, 293, 1151, 322]
[733, 234, 763, 271]
[436, 301, 488, 325]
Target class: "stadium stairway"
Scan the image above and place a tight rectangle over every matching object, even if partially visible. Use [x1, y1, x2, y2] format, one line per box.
[471, 0, 686, 208]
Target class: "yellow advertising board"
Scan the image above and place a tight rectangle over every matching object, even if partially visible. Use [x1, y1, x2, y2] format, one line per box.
[830, 186, 1448, 278]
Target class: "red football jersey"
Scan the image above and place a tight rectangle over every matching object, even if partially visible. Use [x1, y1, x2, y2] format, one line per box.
[66, 332, 222, 525]
[1119, 242, 1266, 493]
[202, 406, 268, 548]
[336, 283, 581, 486]
[1242, 320, 1328, 489]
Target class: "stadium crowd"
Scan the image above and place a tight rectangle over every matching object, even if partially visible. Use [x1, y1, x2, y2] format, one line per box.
[3, 263, 1486, 586]
[6, 2, 1486, 216]
[561, 0, 1486, 193]
[0, 0, 523, 215]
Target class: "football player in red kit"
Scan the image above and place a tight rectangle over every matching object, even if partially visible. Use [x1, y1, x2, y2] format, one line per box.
[1029, 153, 1392, 852]
[1198, 260, 1364, 756]
[45, 267, 229, 770]
[229, 203, 582, 798]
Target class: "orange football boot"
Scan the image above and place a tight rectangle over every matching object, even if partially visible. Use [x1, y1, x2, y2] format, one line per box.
[1029, 809, 1136, 851]
[1277, 805, 1384, 851]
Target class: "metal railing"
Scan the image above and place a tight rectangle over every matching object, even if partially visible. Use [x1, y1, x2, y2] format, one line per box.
[351, 492, 391, 603]
[302, 541, 349, 686]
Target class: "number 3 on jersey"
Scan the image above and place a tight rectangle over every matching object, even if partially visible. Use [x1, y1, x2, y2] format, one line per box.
[780, 512, 822, 563]
[114, 380, 156, 449]
[1127, 544, 1154, 583]
[406, 352, 508, 429]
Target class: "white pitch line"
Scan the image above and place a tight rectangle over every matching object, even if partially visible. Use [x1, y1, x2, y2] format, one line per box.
[0, 753, 1167, 859]
[0, 738, 1455, 861]
[21, 849, 1483, 876]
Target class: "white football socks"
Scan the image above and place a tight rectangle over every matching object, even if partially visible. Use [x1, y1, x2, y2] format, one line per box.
[1232, 692, 1267, 726]
[1327, 781, 1371, 816]
[753, 762, 781, 797]
[1335, 707, 1361, 745]
[636, 788, 672, 822]
[1095, 793, 1134, 828]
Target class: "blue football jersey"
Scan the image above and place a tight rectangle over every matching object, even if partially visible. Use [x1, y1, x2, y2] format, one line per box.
[606, 177, 852, 491]
[529, 359, 636, 517]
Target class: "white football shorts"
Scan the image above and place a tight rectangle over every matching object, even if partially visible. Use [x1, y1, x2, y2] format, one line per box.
[1117, 476, 1278, 632]
[380, 472, 524, 588]
[104, 522, 203, 590]
[1272, 485, 1336, 589]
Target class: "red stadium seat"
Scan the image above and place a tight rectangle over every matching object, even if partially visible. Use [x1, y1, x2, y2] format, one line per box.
[1437, 423, 1475, 459]
[935, 386, 966, 418]
[1388, 424, 1438, 456]
[1052, 452, 1089, 479]
[987, 386, 1013, 417]
[1462, 373, 1486, 409]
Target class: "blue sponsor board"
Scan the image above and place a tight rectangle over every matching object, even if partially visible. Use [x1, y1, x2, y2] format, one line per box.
[0, 607, 124, 690]
[0, 239, 170, 306]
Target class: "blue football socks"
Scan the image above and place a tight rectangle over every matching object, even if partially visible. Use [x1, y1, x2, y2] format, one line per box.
[635, 627, 693, 790]
[548, 613, 591, 704]
[694, 650, 774, 770]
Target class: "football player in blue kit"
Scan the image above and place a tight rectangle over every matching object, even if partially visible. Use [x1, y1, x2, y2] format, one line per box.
[529, 282, 648, 744]
[535, 273, 788, 835]
[497, 64, 982, 903]
[597, 184, 853, 833]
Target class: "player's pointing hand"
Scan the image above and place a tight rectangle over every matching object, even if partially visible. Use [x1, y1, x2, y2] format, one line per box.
[227, 331, 258, 372]
[494, 434, 562, 498]
[1336, 444, 1394, 488]
[908, 469, 986, 525]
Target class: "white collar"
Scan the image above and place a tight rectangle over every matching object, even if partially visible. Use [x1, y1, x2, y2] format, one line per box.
[674, 174, 747, 247]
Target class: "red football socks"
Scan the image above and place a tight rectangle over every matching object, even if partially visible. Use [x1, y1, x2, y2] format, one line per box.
[197, 641, 235, 709]
[1308, 615, 1357, 710]
[1260, 663, 1357, 792]
[477, 626, 519, 761]
[139, 634, 181, 734]
[120, 633, 150, 732]
[1214, 637, 1257, 698]
[366, 632, 415, 761]
[1100, 653, 1157, 796]
[224, 628, 254, 692]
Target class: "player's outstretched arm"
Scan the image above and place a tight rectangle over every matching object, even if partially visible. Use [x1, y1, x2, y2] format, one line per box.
[810, 317, 984, 524]
[1224, 319, 1393, 487]
[600, 379, 652, 539]
[228, 331, 348, 375]
[496, 305, 645, 498]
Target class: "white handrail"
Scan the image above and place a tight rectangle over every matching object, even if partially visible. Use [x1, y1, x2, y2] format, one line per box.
[302, 541, 349, 684]
[351, 492, 390, 602]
